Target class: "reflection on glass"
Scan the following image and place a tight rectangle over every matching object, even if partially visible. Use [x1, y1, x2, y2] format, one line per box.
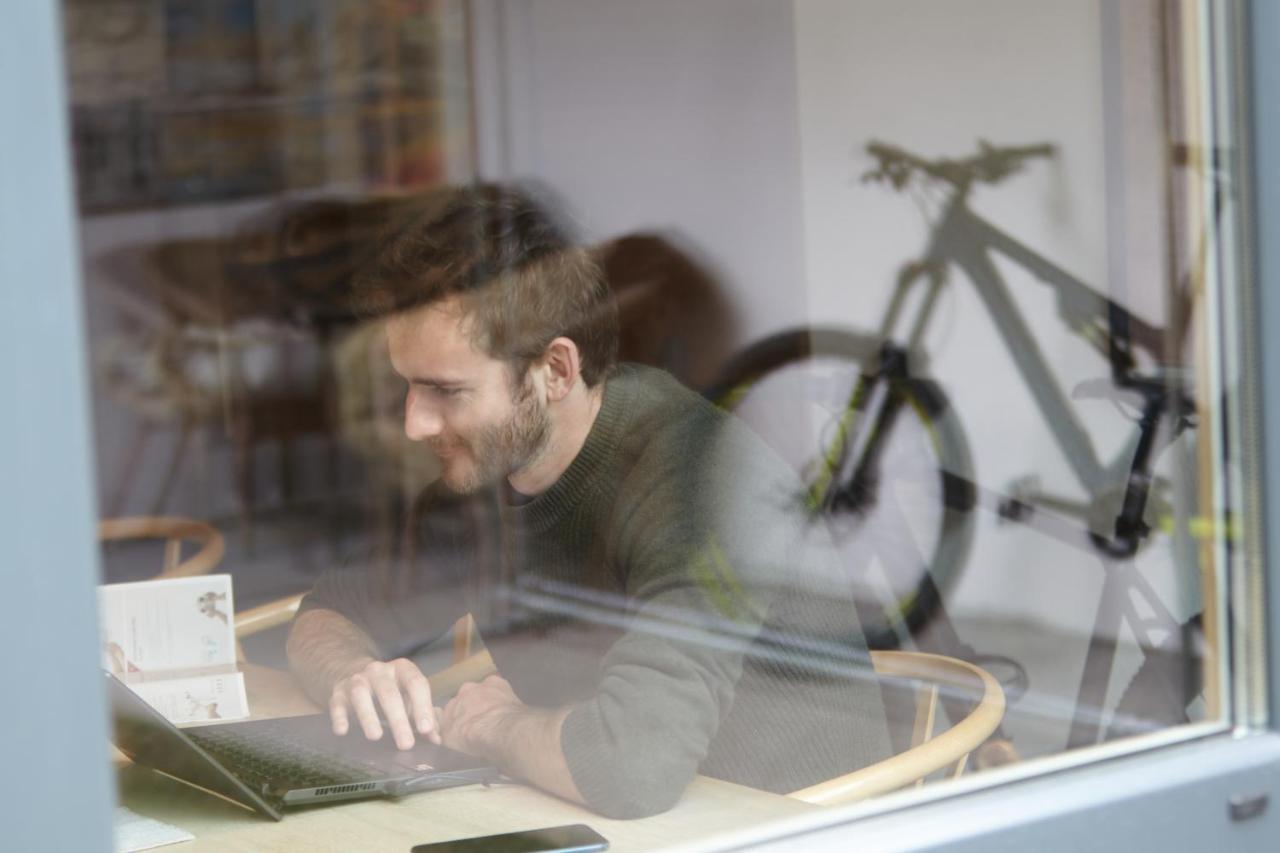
[285, 185, 895, 818]
[715, 136, 1212, 752]
[75, 0, 1242, 846]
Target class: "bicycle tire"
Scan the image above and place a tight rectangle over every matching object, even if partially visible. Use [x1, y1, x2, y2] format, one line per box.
[707, 328, 977, 649]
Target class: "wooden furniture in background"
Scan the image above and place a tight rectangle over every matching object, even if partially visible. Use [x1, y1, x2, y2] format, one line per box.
[235, 593, 306, 640]
[788, 651, 1006, 806]
[228, 601, 1008, 802]
[413, 635, 1010, 799]
[98, 515, 226, 578]
[99, 514, 313, 662]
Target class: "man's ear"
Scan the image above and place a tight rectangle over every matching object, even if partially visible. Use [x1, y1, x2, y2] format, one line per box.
[540, 337, 581, 402]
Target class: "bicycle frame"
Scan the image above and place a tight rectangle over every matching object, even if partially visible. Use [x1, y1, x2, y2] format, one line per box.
[722, 142, 1216, 751]
[848, 174, 1204, 748]
[875, 187, 1193, 558]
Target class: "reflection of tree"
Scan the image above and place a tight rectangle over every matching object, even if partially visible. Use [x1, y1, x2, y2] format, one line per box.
[66, 0, 470, 209]
[93, 190, 454, 520]
[64, 0, 151, 45]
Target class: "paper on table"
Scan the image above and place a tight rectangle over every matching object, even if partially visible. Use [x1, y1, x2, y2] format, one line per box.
[99, 575, 237, 675]
[99, 575, 251, 723]
[114, 805, 194, 852]
[130, 670, 250, 724]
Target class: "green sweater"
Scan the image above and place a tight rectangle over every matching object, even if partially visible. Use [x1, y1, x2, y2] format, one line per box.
[301, 364, 891, 818]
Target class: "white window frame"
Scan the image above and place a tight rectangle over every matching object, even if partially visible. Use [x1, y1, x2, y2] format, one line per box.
[4, 1, 1278, 850]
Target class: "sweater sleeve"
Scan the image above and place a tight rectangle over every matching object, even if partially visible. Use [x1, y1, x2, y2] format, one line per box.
[558, 571, 762, 817]
[559, 428, 800, 818]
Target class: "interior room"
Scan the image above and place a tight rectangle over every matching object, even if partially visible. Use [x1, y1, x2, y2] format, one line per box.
[16, 0, 1260, 849]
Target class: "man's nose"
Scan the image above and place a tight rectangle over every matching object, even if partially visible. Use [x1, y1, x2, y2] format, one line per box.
[404, 388, 444, 441]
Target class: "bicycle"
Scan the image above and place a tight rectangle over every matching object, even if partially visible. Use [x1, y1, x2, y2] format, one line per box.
[708, 140, 1204, 746]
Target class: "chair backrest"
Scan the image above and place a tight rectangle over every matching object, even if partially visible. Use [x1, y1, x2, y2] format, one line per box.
[98, 516, 316, 663]
[98, 516, 225, 578]
[235, 593, 305, 640]
[788, 650, 1006, 806]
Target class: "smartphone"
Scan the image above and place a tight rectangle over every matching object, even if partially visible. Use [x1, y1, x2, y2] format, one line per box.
[410, 824, 608, 853]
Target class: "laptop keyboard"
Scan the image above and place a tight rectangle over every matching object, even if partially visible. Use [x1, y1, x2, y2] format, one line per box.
[187, 721, 388, 793]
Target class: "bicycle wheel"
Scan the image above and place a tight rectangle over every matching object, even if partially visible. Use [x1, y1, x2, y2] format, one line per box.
[708, 328, 977, 648]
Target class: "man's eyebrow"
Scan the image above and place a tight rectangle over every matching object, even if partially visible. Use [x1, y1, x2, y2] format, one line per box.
[406, 376, 467, 388]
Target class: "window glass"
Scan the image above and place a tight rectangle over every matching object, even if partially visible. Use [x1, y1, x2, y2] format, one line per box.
[74, 0, 1249, 847]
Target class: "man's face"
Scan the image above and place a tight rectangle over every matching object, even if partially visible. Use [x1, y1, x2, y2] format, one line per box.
[387, 300, 550, 494]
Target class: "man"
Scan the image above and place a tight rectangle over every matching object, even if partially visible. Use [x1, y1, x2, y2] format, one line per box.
[287, 186, 891, 818]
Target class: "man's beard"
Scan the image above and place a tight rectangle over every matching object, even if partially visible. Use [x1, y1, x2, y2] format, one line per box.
[435, 379, 551, 494]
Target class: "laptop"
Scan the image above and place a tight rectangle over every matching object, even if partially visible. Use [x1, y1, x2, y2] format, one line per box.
[107, 671, 499, 820]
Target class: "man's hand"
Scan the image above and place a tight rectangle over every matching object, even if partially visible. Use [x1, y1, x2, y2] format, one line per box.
[439, 674, 586, 804]
[330, 657, 441, 750]
[438, 674, 523, 761]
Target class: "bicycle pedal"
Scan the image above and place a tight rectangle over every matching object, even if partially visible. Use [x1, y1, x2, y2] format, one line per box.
[998, 475, 1042, 524]
[997, 495, 1034, 523]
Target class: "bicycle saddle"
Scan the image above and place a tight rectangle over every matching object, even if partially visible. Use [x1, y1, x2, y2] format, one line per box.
[1071, 369, 1196, 408]
[1070, 378, 1146, 408]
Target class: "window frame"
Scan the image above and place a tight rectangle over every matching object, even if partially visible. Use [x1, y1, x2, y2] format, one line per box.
[4, 0, 1279, 850]
[1, 2, 117, 851]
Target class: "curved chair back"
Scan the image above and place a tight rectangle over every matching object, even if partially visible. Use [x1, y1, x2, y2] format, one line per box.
[98, 516, 226, 578]
[788, 650, 1006, 806]
[98, 516, 318, 663]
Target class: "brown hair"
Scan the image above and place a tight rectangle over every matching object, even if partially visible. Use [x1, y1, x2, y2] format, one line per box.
[354, 184, 618, 387]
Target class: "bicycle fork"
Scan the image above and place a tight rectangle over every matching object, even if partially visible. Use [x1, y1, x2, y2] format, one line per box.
[814, 257, 950, 513]
[808, 344, 914, 517]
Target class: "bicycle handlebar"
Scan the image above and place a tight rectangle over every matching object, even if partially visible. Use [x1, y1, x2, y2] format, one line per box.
[864, 139, 1055, 192]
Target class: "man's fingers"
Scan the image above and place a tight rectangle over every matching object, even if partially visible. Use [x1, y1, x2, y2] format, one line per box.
[373, 674, 416, 750]
[328, 691, 350, 736]
[347, 678, 385, 742]
[333, 660, 446, 749]
[441, 695, 461, 730]
[400, 669, 440, 744]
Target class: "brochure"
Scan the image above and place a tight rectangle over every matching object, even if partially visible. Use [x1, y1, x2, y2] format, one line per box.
[99, 574, 249, 724]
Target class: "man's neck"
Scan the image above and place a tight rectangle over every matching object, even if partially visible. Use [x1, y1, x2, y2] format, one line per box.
[507, 382, 605, 496]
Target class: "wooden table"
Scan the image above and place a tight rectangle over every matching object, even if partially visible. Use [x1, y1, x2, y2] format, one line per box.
[115, 664, 818, 852]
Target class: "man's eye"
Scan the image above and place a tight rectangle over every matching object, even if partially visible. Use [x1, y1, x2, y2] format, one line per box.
[433, 386, 462, 398]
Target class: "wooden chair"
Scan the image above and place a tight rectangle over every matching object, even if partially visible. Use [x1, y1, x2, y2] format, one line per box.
[99, 515, 309, 662]
[232, 604, 1006, 789]
[235, 592, 307, 655]
[788, 651, 1006, 806]
[98, 516, 226, 578]
[414, 628, 1008, 792]
[394, 628, 1009, 790]
[95, 516, 482, 677]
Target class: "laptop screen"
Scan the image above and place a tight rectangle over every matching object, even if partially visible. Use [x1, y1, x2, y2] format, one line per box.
[106, 671, 282, 820]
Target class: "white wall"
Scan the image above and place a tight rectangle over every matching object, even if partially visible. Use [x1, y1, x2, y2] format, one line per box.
[794, 0, 1113, 635]
[792, 0, 1194, 648]
[472, 0, 811, 342]
[482, 1, 1198, 665]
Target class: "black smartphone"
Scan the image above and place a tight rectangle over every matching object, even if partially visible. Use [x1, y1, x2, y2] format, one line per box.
[410, 824, 608, 853]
